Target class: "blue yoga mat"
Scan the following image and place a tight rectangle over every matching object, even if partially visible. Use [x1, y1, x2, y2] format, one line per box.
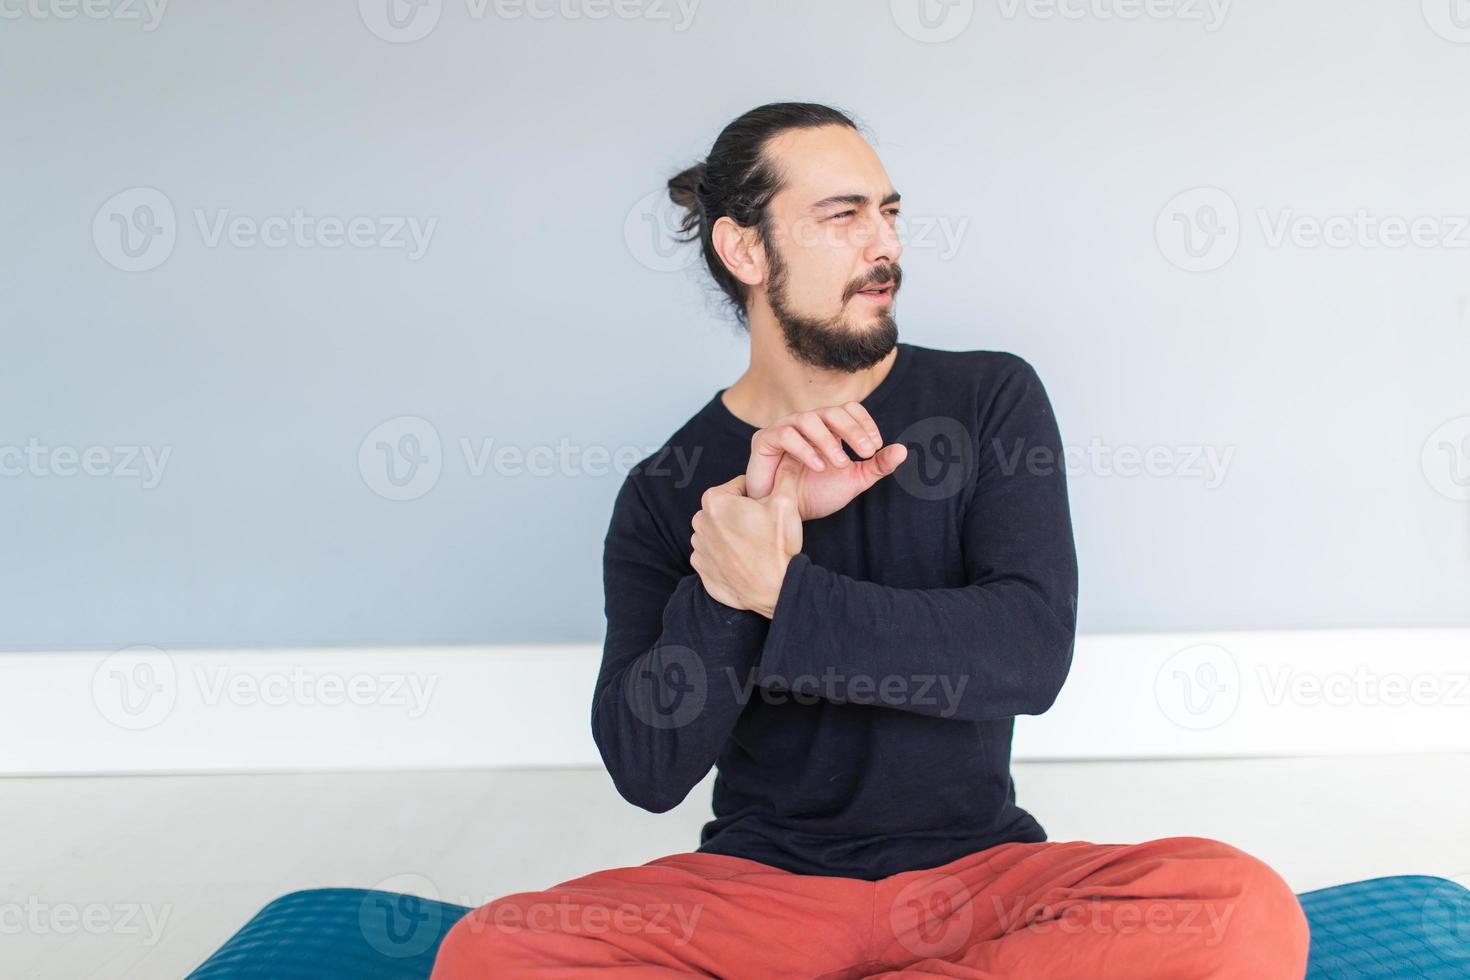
[188, 874, 1470, 979]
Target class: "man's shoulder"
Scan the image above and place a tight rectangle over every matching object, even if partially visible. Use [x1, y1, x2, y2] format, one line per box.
[906, 343, 1035, 376]
[902, 344, 1042, 396]
[617, 392, 736, 511]
[897, 345, 1057, 449]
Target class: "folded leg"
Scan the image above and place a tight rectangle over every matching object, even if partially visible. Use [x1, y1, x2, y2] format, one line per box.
[430, 850, 873, 979]
[866, 836, 1309, 980]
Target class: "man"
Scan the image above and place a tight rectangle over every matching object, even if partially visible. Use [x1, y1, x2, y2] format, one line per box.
[432, 103, 1309, 978]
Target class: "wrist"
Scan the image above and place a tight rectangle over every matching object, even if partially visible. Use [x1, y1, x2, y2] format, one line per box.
[750, 553, 793, 620]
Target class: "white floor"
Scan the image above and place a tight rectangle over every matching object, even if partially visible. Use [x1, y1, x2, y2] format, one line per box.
[4, 753, 1468, 979]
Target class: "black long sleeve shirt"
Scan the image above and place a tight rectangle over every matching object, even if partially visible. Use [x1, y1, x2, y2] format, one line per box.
[591, 343, 1079, 880]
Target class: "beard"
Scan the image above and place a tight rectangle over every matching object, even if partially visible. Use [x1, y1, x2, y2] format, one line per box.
[764, 241, 900, 373]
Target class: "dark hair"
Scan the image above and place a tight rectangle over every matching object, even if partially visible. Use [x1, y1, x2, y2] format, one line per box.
[667, 102, 862, 327]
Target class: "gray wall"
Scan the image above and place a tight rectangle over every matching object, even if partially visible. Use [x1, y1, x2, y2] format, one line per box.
[2, 0, 1466, 651]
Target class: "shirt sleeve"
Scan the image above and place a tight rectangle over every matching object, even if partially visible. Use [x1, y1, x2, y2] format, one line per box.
[590, 472, 771, 813]
[754, 357, 1079, 724]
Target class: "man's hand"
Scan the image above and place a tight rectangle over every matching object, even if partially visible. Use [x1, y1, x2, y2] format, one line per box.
[690, 455, 804, 618]
[745, 403, 908, 520]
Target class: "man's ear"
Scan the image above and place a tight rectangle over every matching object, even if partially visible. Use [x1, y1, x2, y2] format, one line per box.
[711, 216, 765, 288]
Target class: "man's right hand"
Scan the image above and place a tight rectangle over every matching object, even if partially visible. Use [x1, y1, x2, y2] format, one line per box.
[744, 403, 908, 521]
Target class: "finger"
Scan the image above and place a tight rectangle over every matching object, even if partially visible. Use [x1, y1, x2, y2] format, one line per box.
[746, 450, 778, 501]
[769, 452, 803, 505]
[748, 428, 825, 499]
[701, 475, 746, 515]
[707, 472, 746, 495]
[818, 405, 879, 459]
[785, 412, 850, 468]
[773, 426, 829, 472]
[839, 401, 883, 451]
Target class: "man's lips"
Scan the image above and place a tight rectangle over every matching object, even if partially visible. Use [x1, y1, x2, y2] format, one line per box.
[855, 284, 895, 301]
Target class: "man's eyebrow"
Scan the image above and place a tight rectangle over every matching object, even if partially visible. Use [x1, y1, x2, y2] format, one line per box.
[808, 190, 902, 212]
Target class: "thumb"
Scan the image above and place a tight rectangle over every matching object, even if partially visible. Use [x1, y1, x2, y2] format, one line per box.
[855, 442, 908, 489]
[769, 453, 803, 505]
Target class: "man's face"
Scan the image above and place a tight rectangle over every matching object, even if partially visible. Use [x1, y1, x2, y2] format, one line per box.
[756, 125, 904, 373]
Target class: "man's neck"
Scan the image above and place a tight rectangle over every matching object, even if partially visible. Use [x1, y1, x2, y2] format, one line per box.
[721, 334, 899, 430]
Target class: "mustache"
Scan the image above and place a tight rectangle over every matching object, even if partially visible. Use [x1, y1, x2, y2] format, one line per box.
[848, 265, 902, 299]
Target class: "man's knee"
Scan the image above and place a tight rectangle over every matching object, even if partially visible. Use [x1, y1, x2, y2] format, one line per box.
[1168, 836, 1310, 978]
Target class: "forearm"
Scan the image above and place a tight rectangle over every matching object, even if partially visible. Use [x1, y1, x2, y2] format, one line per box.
[592, 572, 768, 812]
[755, 553, 1076, 723]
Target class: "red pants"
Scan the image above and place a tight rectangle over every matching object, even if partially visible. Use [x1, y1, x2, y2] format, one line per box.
[430, 836, 1309, 978]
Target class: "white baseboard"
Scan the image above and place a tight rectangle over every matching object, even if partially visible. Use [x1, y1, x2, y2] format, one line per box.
[2, 629, 1467, 777]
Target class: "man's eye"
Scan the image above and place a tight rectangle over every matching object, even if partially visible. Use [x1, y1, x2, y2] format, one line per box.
[830, 209, 900, 220]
